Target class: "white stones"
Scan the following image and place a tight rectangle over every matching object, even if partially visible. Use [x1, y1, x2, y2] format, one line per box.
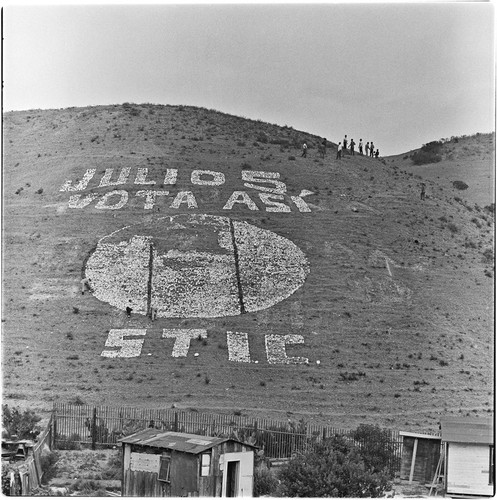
[101, 329, 146, 358]
[227, 331, 251, 363]
[85, 214, 309, 319]
[265, 334, 309, 365]
[60, 167, 314, 212]
[100, 328, 311, 366]
[162, 329, 207, 358]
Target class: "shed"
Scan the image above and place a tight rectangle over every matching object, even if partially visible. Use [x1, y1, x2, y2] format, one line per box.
[119, 429, 257, 497]
[399, 431, 441, 484]
[441, 417, 494, 497]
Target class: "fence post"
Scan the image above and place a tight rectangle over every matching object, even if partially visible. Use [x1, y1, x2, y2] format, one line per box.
[51, 412, 57, 450]
[91, 407, 97, 450]
[174, 412, 179, 432]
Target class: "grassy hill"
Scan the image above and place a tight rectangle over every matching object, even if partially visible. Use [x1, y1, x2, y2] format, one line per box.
[388, 132, 495, 209]
[2, 104, 494, 432]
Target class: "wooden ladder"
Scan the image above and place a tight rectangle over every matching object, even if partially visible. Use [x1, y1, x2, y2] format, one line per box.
[429, 451, 445, 496]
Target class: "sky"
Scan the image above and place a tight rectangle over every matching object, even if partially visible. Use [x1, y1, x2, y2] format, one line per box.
[3, 2, 495, 156]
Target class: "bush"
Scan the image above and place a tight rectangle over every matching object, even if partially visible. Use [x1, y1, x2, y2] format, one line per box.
[411, 141, 443, 165]
[278, 435, 391, 497]
[2, 405, 42, 440]
[39, 450, 60, 484]
[482, 248, 494, 264]
[351, 424, 397, 474]
[411, 150, 442, 165]
[484, 203, 495, 214]
[253, 463, 279, 497]
[452, 180, 469, 190]
[56, 433, 82, 450]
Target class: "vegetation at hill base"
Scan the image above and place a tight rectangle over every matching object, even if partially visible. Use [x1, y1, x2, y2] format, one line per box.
[277, 434, 392, 497]
[2, 404, 42, 440]
[253, 424, 396, 497]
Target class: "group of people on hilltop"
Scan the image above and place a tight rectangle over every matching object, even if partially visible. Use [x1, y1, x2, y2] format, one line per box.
[339, 135, 379, 159]
[301, 135, 380, 160]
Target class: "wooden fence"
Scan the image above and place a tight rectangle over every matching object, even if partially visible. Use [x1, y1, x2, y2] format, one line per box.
[52, 403, 403, 473]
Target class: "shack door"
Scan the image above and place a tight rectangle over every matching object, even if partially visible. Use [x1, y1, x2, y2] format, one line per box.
[221, 451, 254, 497]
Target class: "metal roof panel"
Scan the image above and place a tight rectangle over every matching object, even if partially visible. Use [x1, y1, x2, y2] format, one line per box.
[118, 429, 256, 453]
[441, 418, 494, 444]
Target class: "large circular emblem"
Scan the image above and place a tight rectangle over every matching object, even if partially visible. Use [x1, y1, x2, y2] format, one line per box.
[85, 214, 309, 318]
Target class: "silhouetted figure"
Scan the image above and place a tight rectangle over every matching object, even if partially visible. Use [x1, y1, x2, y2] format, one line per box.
[301, 141, 308, 157]
[343, 135, 348, 150]
[359, 139, 363, 155]
[375, 149, 379, 158]
[350, 138, 356, 155]
[370, 142, 375, 157]
[336, 142, 342, 160]
[365, 142, 370, 156]
[319, 138, 327, 159]
[80, 277, 90, 295]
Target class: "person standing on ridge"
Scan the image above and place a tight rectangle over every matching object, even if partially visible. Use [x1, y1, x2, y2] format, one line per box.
[420, 182, 426, 200]
[359, 139, 363, 155]
[350, 138, 356, 155]
[319, 138, 327, 158]
[343, 135, 348, 151]
[375, 149, 379, 158]
[370, 142, 375, 157]
[301, 141, 308, 158]
[336, 141, 342, 160]
[365, 142, 370, 157]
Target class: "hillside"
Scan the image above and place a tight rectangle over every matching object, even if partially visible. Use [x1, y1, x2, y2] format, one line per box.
[388, 133, 495, 209]
[2, 103, 494, 432]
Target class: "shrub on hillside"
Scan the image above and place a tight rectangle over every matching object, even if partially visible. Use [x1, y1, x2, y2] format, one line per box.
[411, 140, 443, 165]
[447, 223, 459, 234]
[411, 150, 442, 165]
[482, 248, 494, 264]
[452, 180, 469, 190]
[278, 435, 392, 497]
[484, 203, 495, 214]
[2, 405, 42, 440]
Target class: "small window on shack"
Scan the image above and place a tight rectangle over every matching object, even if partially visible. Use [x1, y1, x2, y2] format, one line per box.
[158, 453, 171, 483]
[200, 453, 211, 476]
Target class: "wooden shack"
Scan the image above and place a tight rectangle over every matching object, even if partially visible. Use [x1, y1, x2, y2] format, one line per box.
[119, 429, 257, 497]
[399, 431, 441, 484]
[442, 417, 494, 497]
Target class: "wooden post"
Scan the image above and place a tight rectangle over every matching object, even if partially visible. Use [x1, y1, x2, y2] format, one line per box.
[91, 407, 97, 451]
[409, 438, 418, 483]
[174, 412, 179, 432]
[51, 413, 57, 450]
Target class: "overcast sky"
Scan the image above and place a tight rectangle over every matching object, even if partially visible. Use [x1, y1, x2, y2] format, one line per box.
[3, 2, 495, 156]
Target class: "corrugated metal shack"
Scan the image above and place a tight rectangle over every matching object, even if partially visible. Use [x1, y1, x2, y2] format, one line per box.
[119, 429, 257, 497]
[399, 431, 441, 484]
[442, 417, 494, 497]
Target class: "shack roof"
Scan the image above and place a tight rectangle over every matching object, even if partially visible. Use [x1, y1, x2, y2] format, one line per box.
[119, 429, 257, 454]
[441, 417, 494, 445]
[399, 431, 441, 440]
